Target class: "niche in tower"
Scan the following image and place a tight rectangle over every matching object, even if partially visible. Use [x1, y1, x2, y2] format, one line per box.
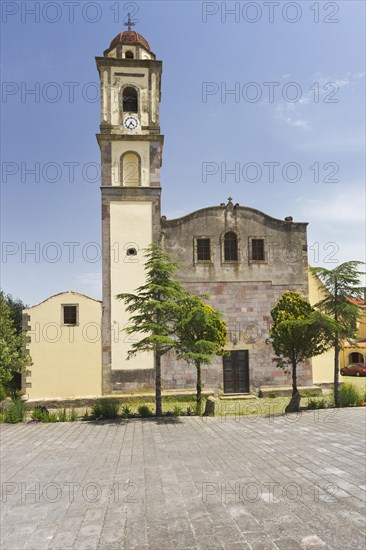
[120, 152, 141, 186]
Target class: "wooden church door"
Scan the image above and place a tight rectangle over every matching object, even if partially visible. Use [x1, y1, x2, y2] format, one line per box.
[223, 350, 249, 393]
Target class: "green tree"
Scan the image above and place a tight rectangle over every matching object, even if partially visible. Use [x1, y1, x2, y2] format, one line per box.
[268, 291, 336, 405]
[176, 297, 227, 409]
[4, 293, 26, 334]
[0, 292, 29, 392]
[309, 262, 365, 408]
[117, 244, 188, 416]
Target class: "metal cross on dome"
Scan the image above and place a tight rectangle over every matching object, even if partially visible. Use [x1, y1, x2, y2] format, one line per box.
[124, 13, 136, 31]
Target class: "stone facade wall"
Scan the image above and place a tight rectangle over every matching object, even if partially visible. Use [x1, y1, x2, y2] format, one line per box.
[111, 369, 155, 393]
[161, 204, 309, 288]
[161, 281, 313, 393]
[160, 203, 312, 393]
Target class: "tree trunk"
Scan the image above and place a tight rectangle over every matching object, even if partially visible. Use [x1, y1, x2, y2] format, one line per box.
[333, 282, 340, 408]
[155, 351, 162, 417]
[291, 359, 298, 397]
[196, 364, 202, 410]
[334, 336, 340, 408]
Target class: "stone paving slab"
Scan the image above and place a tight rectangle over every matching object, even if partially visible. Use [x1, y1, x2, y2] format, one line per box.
[1, 408, 365, 550]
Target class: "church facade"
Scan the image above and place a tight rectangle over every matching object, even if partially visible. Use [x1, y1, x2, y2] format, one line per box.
[23, 27, 314, 401]
[97, 27, 312, 396]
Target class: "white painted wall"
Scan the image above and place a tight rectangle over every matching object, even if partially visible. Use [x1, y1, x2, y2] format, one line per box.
[110, 201, 154, 370]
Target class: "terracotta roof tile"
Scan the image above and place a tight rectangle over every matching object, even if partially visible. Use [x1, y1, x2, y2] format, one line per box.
[110, 31, 150, 51]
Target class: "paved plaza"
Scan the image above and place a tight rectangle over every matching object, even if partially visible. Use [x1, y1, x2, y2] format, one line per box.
[1, 408, 365, 550]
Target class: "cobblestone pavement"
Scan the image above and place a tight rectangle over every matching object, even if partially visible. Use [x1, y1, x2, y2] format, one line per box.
[1, 408, 365, 550]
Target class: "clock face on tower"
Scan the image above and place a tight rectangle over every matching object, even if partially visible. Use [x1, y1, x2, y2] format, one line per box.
[124, 116, 139, 131]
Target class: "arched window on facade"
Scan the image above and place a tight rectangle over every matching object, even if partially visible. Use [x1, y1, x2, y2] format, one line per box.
[348, 352, 364, 364]
[121, 153, 140, 186]
[125, 51, 134, 59]
[122, 86, 138, 112]
[224, 232, 238, 261]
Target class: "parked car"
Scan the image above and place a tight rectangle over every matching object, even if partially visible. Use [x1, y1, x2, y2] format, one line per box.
[340, 363, 366, 377]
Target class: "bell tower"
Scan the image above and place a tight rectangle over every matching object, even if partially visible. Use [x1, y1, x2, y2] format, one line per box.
[96, 18, 163, 393]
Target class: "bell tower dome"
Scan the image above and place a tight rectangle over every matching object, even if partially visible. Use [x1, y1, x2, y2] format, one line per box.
[96, 17, 163, 393]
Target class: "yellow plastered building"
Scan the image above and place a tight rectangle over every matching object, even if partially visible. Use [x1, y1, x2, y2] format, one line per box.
[23, 292, 102, 400]
[309, 272, 366, 384]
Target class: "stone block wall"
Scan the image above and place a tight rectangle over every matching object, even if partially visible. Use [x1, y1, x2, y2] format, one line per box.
[161, 281, 313, 393]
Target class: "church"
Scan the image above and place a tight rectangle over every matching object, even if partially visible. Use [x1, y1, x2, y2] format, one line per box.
[23, 23, 320, 401]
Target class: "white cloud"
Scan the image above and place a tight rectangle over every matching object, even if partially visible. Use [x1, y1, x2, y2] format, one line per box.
[275, 104, 310, 130]
[273, 71, 364, 132]
[286, 118, 309, 129]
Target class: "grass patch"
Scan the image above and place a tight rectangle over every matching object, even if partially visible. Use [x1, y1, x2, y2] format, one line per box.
[138, 405, 154, 417]
[90, 399, 120, 420]
[31, 405, 78, 422]
[69, 408, 78, 421]
[338, 383, 362, 407]
[307, 398, 328, 410]
[3, 399, 27, 423]
[31, 405, 50, 422]
[172, 405, 183, 417]
[216, 397, 291, 417]
[121, 405, 133, 419]
[302, 389, 322, 398]
[57, 408, 68, 422]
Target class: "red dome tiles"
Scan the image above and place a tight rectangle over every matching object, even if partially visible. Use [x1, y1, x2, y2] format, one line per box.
[109, 31, 151, 51]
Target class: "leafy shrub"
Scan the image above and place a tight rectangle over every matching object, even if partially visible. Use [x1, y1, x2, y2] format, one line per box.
[91, 399, 119, 419]
[0, 384, 7, 402]
[362, 389, 366, 403]
[186, 406, 196, 416]
[268, 392, 277, 399]
[307, 398, 318, 410]
[121, 405, 132, 419]
[69, 408, 78, 422]
[48, 412, 58, 422]
[307, 398, 328, 410]
[4, 399, 26, 423]
[138, 405, 153, 417]
[31, 405, 49, 422]
[90, 402, 102, 419]
[57, 408, 67, 422]
[172, 405, 183, 417]
[338, 383, 361, 407]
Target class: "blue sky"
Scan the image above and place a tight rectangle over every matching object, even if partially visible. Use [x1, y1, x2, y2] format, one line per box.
[1, 0, 365, 305]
